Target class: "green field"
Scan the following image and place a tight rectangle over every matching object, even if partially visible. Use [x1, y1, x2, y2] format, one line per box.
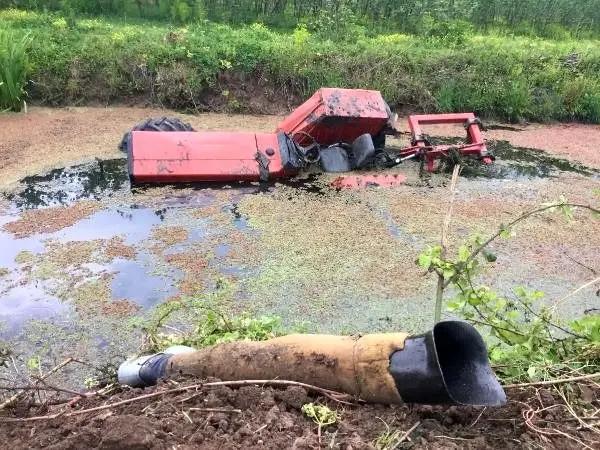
[2, 7, 600, 122]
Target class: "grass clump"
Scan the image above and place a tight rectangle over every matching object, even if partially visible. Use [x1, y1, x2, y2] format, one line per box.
[0, 28, 31, 111]
[134, 278, 284, 352]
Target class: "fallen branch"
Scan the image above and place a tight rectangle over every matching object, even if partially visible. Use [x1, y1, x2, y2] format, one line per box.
[0, 379, 355, 423]
[435, 164, 460, 323]
[391, 420, 421, 449]
[0, 384, 85, 397]
[504, 373, 600, 389]
[0, 358, 75, 411]
[188, 407, 242, 414]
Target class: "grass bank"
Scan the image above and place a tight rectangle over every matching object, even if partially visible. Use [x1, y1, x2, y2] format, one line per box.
[2, 8, 600, 122]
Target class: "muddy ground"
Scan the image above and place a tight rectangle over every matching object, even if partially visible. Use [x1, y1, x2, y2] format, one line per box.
[0, 108, 599, 448]
[2, 378, 596, 450]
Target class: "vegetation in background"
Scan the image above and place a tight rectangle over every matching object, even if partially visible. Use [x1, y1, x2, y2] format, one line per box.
[1, 0, 600, 38]
[2, 8, 600, 122]
[0, 28, 31, 111]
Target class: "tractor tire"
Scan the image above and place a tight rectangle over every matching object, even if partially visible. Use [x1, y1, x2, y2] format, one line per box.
[119, 117, 195, 152]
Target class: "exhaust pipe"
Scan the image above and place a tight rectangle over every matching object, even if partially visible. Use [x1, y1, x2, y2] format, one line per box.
[118, 321, 506, 406]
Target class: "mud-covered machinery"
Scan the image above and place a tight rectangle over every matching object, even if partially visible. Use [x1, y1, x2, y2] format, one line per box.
[122, 88, 493, 184]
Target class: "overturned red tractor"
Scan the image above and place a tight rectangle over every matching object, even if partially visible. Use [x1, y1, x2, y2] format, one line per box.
[121, 88, 493, 184]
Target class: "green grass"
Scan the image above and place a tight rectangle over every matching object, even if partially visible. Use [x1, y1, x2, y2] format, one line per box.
[0, 27, 31, 111]
[2, 8, 600, 122]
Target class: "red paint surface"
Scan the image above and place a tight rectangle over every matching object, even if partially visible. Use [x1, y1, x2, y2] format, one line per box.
[129, 131, 287, 183]
[331, 174, 408, 189]
[277, 88, 389, 146]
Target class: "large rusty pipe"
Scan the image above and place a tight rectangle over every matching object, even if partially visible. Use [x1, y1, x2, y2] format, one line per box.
[118, 321, 506, 406]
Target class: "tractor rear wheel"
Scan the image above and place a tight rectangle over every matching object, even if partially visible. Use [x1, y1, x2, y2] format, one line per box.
[119, 117, 195, 152]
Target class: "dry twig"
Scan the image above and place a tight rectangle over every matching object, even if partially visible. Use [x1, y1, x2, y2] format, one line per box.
[523, 406, 595, 450]
[550, 275, 600, 312]
[188, 407, 242, 414]
[434, 164, 461, 323]
[503, 373, 600, 389]
[0, 358, 75, 411]
[391, 420, 421, 450]
[0, 379, 354, 423]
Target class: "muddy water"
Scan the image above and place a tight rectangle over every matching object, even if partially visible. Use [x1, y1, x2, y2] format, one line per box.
[0, 141, 599, 383]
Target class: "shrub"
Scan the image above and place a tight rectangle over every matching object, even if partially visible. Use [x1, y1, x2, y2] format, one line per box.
[3, 11, 600, 122]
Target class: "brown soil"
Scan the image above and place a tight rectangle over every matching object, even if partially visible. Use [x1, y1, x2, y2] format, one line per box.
[0, 379, 594, 449]
[1, 107, 599, 189]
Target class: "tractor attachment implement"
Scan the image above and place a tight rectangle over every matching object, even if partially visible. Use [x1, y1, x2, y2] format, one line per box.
[122, 88, 493, 184]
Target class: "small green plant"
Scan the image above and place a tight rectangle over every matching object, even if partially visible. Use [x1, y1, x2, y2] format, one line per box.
[133, 279, 284, 352]
[0, 29, 32, 112]
[84, 361, 119, 389]
[373, 420, 404, 450]
[301, 402, 339, 445]
[26, 355, 41, 372]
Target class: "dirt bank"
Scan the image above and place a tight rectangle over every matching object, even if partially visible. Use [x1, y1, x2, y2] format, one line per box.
[1, 379, 594, 449]
[1, 107, 599, 188]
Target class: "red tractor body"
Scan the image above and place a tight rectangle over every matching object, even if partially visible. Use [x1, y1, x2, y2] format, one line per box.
[128, 131, 294, 183]
[125, 88, 492, 185]
[276, 88, 390, 146]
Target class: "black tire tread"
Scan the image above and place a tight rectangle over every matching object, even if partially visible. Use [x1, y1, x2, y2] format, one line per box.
[119, 117, 195, 152]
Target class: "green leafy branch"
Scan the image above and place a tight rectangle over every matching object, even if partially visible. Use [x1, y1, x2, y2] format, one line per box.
[419, 195, 600, 383]
[131, 278, 283, 353]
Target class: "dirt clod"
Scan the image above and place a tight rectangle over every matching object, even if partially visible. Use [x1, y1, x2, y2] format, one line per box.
[2, 377, 597, 449]
[275, 386, 310, 410]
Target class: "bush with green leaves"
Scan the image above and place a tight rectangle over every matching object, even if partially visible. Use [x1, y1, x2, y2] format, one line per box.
[418, 199, 600, 384]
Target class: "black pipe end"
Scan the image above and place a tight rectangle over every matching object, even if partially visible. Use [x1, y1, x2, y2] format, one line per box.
[389, 321, 506, 406]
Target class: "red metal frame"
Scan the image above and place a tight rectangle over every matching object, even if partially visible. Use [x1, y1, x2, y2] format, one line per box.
[402, 113, 493, 172]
